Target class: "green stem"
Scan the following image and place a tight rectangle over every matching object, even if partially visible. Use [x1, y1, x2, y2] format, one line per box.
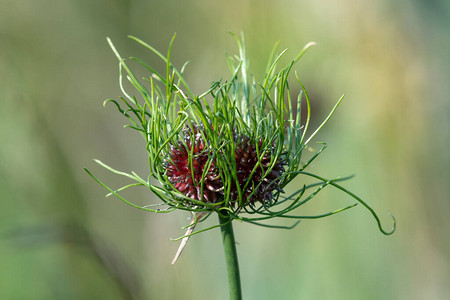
[219, 212, 242, 300]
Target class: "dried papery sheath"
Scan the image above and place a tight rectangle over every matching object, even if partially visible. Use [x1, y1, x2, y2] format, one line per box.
[85, 33, 395, 264]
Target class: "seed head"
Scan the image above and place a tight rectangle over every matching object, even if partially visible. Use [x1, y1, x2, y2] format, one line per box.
[87, 34, 396, 248]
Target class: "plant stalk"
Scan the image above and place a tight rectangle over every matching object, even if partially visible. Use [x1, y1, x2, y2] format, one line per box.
[219, 213, 242, 300]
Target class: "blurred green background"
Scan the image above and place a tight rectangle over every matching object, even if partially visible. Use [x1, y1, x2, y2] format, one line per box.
[1, 0, 449, 299]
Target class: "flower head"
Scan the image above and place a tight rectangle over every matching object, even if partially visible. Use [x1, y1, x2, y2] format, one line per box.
[86, 33, 395, 249]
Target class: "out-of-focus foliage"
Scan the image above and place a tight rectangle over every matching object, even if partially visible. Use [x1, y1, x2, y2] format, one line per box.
[0, 0, 449, 299]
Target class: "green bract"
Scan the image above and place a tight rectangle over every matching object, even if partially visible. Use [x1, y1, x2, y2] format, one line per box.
[85, 33, 395, 240]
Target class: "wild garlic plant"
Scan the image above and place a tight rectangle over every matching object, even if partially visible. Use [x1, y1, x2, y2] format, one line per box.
[86, 33, 395, 300]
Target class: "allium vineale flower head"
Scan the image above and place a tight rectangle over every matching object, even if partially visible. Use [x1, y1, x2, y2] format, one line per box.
[86, 33, 395, 263]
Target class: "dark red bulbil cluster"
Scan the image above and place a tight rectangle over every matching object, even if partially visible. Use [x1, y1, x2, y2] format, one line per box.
[165, 126, 285, 206]
[230, 136, 285, 205]
[166, 127, 222, 203]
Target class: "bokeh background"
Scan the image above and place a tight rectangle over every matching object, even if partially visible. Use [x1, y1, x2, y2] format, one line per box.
[1, 0, 449, 299]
